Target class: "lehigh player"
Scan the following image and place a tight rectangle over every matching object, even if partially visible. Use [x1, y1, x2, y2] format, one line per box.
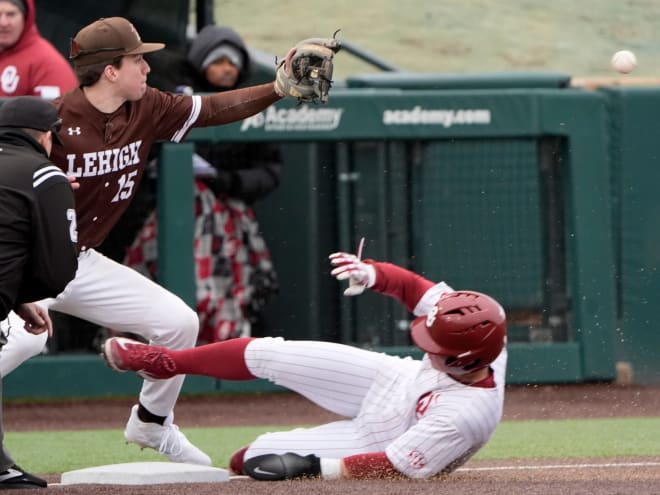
[102, 249, 508, 480]
[1, 16, 337, 465]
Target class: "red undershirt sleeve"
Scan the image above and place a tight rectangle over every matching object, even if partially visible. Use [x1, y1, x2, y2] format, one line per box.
[172, 337, 257, 380]
[342, 452, 403, 479]
[366, 261, 436, 313]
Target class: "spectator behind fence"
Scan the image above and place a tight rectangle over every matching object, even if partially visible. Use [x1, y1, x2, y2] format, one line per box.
[0, 0, 77, 99]
[125, 25, 281, 342]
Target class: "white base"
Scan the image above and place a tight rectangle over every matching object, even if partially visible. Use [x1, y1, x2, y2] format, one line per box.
[60, 462, 229, 485]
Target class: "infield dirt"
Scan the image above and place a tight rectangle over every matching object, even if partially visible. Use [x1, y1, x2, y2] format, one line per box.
[4, 383, 660, 494]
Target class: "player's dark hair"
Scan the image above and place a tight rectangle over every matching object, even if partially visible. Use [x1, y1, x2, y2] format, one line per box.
[75, 56, 124, 87]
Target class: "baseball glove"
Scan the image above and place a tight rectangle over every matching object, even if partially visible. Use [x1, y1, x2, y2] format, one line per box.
[275, 36, 341, 104]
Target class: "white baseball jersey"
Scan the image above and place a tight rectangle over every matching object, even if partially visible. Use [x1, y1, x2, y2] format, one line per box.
[244, 282, 507, 479]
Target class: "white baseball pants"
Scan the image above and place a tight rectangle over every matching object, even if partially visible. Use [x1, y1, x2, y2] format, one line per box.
[1, 249, 199, 416]
[0, 314, 48, 377]
[243, 337, 415, 459]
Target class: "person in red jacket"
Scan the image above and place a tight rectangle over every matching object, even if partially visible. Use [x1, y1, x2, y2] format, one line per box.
[0, 0, 77, 99]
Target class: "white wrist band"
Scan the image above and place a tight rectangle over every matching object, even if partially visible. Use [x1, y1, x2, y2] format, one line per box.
[320, 458, 342, 480]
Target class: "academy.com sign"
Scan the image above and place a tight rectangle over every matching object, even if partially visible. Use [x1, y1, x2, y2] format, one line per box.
[239, 105, 490, 132]
[383, 106, 491, 128]
[240, 106, 343, 131]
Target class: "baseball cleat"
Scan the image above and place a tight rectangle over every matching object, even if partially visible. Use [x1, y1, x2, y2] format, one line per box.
[0, 464, 47, 488]
[124, 405, 212, 465]
[101, 337, 177, 380]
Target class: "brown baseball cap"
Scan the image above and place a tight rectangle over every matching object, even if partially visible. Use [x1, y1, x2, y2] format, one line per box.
[69, 17, 165, 67]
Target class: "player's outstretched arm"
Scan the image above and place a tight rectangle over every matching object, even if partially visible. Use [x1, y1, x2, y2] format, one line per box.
[329, 247, 436, 312]
[201, 83, 281, 126]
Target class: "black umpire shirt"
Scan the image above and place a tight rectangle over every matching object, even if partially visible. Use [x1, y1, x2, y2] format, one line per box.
[0, 129, 78, 320]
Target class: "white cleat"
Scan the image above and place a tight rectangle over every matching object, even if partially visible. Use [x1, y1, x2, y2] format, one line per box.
[124, 405, 212, 466]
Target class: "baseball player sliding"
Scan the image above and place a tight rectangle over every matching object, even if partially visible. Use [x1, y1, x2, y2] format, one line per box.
[1, 17, 339, 465]
[102, 247, 508, 480]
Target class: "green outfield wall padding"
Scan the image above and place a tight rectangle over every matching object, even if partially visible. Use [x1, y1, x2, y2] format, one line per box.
[160, 87, 617, 384]
[157, 143, 196, 309]
[186, 89, 546, 142]
[600, 87, 660, 384]
[0, 81, 626, 395]
[345, 72, 571, 90]
[537, 91, 616, 381]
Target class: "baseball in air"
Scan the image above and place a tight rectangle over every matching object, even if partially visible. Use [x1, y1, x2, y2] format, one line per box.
[610, 50, 637, 74]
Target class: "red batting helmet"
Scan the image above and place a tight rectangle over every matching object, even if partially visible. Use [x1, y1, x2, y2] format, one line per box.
[410, 291, 506, 373]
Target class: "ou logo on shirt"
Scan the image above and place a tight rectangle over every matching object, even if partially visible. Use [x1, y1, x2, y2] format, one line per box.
[415, 391, 439, 418]
[1, 66, 19, 94]
[407, 450, 427, 469]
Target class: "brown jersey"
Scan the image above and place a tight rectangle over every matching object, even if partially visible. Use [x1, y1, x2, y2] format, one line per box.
[51, 84, 279, 250]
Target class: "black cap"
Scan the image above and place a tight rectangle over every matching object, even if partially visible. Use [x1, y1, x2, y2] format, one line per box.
[0, 97, 63, 144]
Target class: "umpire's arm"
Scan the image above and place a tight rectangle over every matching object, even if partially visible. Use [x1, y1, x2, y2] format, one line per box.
[16, 168, 78, 304]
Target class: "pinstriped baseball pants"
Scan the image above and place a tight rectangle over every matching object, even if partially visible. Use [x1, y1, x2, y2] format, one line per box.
[243, 337, 414, 459]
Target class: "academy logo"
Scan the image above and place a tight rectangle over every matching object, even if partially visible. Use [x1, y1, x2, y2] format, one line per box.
[383, 106, 491, 128]
[240, 106, 343, 132]
[415, 391, 434, 418]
